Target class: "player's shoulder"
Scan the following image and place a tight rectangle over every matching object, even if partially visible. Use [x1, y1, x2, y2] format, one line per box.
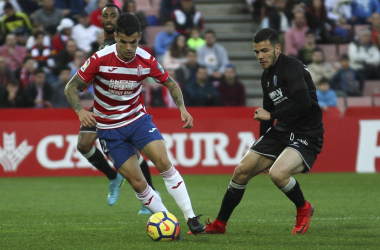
[135, 47, 154, 60]
[95, 44, 116, 59]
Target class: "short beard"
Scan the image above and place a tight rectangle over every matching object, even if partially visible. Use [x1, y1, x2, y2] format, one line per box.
[104, 28, 114, 35]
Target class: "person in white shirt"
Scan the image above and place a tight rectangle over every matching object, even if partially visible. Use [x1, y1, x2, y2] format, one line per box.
[348, 27, 380, 80]
[72, 11, 102, 54]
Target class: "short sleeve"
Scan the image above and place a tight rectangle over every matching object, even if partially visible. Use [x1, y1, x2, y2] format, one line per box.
[149, 58, 169, 84]
[77, 54, 100, 83]
[287, 61, 308, 95]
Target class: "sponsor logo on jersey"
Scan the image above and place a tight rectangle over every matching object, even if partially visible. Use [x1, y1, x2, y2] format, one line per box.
[269, 88, 288, 105]
[108, 67, 117, 72]
[81, 58, 91, 72]
[108, 80, 139, 95]
[297, 139, 308, 145]
[0, 132, 33, 172]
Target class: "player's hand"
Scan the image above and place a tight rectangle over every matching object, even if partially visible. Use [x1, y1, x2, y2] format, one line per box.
[254, 107, 271, 121]
[77, 109, 99, 127]
[181, 110, 193, 129]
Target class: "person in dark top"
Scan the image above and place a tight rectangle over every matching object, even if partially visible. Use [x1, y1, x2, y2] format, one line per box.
[23, 68, 53, 108]
[216, 64, 246, 106]
[202, 28, 324, 236]
[73, 3, 156, 214]
[0, 79, 24, 108]
[184, 66, 221, 106]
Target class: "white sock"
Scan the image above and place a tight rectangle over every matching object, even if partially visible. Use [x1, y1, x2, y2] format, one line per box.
[161, 166, 196, 220]
[135, 185, 167, 213]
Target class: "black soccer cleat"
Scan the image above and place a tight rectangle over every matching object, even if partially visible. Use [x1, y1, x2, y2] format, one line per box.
[187, 214, 206, 235]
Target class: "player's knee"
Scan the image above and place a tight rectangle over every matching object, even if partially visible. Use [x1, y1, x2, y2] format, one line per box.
[77, 139, 93, 154]
[152, 156, 171, 171]
[269, 168, 287, 185]
[233, 165, 251, 183]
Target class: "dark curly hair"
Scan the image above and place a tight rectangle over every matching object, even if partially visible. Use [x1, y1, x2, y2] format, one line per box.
[115, 13, 140, 36]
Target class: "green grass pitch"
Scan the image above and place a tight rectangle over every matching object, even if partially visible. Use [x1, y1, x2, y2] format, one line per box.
[1, 173, 379, 249]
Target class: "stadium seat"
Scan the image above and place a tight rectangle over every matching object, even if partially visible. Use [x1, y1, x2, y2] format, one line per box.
[135, 0, 152, 11]
[362, 80, 380, 96]
[319, 44, 338, 63]
[338, 44, 349, 56]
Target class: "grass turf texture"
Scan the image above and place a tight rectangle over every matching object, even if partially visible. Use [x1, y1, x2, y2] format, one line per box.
[0, 173, 379, 249]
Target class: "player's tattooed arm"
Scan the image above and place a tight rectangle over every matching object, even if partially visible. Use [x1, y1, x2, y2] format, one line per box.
[64, 74, 87, 113]
[163, 76, 193, 129]
[163, 76, 185, 110]
[64, 74, 98, 127]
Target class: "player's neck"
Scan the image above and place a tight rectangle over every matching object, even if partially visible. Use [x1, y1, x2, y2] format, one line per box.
[104, 32, 114, 40]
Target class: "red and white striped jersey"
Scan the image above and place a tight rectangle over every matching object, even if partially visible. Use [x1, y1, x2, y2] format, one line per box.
[77, 44, 169, 129]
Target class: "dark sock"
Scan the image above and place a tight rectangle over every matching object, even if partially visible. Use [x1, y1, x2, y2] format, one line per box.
[284, 180, 306, 208]
[87, 147, 117, 180]
[140, 158, 155, 190]
[217, 179, 247, 222]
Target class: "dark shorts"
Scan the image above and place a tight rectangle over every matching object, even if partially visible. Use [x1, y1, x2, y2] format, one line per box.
[79, 106, 97, 133]
[250, 126, 324, 173]
[97, 114, 163, 169]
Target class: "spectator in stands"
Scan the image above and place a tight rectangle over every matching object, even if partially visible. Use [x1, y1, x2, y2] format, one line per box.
[171, 0, 204, 37]
[90, 0, 109, 28]
[26, 25, 51, 50]
[67, 49, 87, 76]
[348, 28, 380, 80]
[153, 19, 179, 63]
[308, 48, 336, 85]
[72, 11, 101, 54]
[162, 34, 188, 74]
[0, 33, 27, 72]
[145, 81, 168, 107]
[1, 3, 33, 38]
[187, 27, 205, 50]
[23, 68, 53, 108]
[298, 30, 318, 65]
[246, 0, 262, 23]
[17, 0, 40, 16]
[284, 11, 308, 56]
[216, 64, 246, 106]
[175, 49, 200, 88]
[0, 55, 14, 87]
[351, 0, 380, 25]
[197, 29, 229, 83]
[54, 0, 85, 18]
[325, 0, 352, 26]
[370, 12, 380, 49]
[54, 38, 77, 75]
[261, 0, 291, 35]
[122, 0, 148, 44]
[52, 18, 74, 54]
[305, 0, 330, 43]
[331, 53, 364, 96]
[159, 0, 181, 24]
[90, 30, 105, 55]
[27, 31, 55, 74]
[15, 56, 36, 89]
[184, 66, 221, 106]
[0, 79, 24, 108]
[51, 67, 72, 107]
[316, 77, 337, 112]
[32, 0, 64, 36]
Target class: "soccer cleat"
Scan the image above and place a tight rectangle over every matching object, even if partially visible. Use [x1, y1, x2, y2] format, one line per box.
[293, 200, 314, 235]
[187, 214, 206, 235]
[138, 204, 152, 215]
[107, 173, 125, 206]
[203, 218, 226, 234]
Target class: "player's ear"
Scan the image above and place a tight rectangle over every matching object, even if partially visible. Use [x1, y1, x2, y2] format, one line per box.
[275, 44, 281, 55]
[138, 32, 142, 42]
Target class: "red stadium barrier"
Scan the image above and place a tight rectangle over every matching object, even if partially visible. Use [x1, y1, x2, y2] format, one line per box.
[0, 107, 379, 177]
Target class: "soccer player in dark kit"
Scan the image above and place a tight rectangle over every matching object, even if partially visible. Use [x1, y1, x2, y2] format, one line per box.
[202, 28, 324, 235]
[76, 3, 156, 214]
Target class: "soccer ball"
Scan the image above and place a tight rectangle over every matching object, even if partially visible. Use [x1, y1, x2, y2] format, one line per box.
[147, 211, 180, 241]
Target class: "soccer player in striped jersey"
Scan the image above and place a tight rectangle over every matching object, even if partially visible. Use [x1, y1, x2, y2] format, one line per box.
[65, 13, 205, 235]
[75, 3, 156, 214]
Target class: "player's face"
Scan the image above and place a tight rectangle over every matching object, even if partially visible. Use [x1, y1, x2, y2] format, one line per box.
[253, 40, 281, 69]
[115, 31, 141, 61]
[102, 7, 119, 34]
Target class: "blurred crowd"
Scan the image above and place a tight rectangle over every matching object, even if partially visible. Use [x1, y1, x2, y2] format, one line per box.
[1, 0, 380, 110]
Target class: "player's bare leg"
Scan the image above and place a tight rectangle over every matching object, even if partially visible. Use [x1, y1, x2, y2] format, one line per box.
[78, 132, 123, 206]
[269, 149, 314, 235]
[118, 154, 167, 213]
[204, 151, 274, 234]
[141, 140, 206, 235]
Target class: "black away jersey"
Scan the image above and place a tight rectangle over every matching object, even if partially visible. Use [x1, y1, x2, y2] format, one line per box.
[99, 36, 117, 50]
[261, 53, 323, 134]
